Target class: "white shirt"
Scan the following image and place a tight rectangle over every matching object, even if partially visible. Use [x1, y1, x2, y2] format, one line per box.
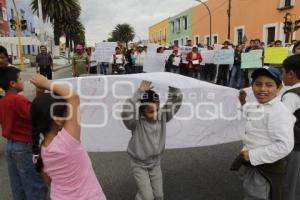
[134, 52, 145, 66]
[242, 97, 295, 166]
[282, 83, 300, 113]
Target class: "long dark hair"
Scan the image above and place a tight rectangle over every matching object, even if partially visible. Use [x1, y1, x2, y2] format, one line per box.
[30, 93, 67, 172]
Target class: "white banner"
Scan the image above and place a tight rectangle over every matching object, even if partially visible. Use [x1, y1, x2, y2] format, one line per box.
[94, 42, 117, 63]
[56, 73, 245, 152]
[147, 43, 161, 54]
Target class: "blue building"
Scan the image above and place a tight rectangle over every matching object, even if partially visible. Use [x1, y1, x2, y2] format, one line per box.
[6, 0, 39, 55]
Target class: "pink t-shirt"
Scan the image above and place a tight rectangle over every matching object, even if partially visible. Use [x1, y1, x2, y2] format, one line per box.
[41, 128, 106, 200]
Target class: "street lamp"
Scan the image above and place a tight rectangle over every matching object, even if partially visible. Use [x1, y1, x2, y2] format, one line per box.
[195, 0, 212, 46]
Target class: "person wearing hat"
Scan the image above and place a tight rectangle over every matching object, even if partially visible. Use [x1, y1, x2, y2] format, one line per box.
[237, 66, 295, 200]
[72, 44, 89, 77]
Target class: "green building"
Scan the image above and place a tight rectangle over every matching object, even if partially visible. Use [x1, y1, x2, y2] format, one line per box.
[169, 8, 193, 46]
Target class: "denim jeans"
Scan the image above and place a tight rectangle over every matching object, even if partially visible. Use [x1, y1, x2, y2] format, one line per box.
[229, 65, 244, 89]
[100, 62, 109, 75]
[5, 140, 48, 200]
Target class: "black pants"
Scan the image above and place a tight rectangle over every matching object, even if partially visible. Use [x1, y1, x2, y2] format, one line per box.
[39, 66, 52, 80]
[89, 66, 97, 74]
[216, 65, 229, 86]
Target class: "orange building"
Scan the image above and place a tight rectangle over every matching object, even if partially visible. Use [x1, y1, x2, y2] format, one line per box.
[192, 0, 300, 46]
[0, 0, 9, 36]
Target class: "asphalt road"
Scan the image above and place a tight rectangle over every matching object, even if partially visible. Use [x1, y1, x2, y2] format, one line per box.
[0, 67, 245, 200]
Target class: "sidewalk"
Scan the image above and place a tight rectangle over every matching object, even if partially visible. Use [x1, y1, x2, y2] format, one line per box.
[21, 57, 72, 101]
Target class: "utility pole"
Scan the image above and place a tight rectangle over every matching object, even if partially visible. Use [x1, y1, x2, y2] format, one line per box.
[38, 0, 45, 45]
[12, 0, 25, 70]
[227, 0, 232, 41]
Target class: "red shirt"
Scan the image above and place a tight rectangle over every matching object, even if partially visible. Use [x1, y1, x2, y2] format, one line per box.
[0, 91, 32, 143]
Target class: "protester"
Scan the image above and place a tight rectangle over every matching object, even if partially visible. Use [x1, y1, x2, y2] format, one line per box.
[202, 45, 216, 82]
[30, 74, 106, 200]
[281, 55, 300, 200]
[229, 44, 244, 89]
[216, 41, 231, 86]
[180, 40, 193, 76]
[186, 46, 202, 79]
[292, 40, 300, 55]
[0, 67, 48, 200]
[238, 67, 295, 200]
[87, 47, 98, 74]
[122, 80, 182, 200]
[36, 45, 53, 80]
[134, 45, 145, 73]
[125, 49, 135, 74]
[72, 44, 89, 77]
[275, 40, 283, 47]
[0, 46, 11, 97]
[166, 47, 181, 74]
[112, 46, 125, 74]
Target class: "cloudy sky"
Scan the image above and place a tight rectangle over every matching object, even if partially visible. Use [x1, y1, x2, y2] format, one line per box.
[80, 0, 199, 46]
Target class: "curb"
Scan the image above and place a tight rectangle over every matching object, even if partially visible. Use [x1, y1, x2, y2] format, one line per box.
[52, 63, 72, 72]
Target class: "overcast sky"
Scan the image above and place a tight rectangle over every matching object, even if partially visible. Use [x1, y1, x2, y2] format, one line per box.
[80, 0, 199, 46]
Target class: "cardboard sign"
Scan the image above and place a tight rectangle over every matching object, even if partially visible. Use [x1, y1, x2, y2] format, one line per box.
[94, 42, 118, 63]
[264, 47, 289, 64]
[241, 50, 263, 69]
[213, 49, 234, 65]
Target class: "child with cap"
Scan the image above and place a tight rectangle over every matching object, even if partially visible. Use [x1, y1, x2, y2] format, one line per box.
[122, 80, 183, 200]
[238, 66, 295, 200]
[281, 54, 300, 200]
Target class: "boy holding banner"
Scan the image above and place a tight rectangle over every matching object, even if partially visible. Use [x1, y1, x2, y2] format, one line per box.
[122, 81, 182, 200]
[281, 55, 300, 200]
[237, 67, 295, 200]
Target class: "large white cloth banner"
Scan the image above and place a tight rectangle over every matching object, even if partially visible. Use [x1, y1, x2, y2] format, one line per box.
[94, 42, 117, 63]
[57, 73, 245, 152]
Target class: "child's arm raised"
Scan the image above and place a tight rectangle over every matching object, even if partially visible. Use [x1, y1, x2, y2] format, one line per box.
[121, 81, 151, 131]
[30, 74, 81, 141]
[162, 86, 183, 122]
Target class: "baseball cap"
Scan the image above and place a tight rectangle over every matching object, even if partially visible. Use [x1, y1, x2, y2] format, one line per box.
[76, 44, 83, 50]
[251, 66, 282, 84]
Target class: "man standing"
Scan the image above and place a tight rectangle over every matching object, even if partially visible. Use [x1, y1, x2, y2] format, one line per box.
[72, 44, 89, 77]
[35, 45, 53, 80]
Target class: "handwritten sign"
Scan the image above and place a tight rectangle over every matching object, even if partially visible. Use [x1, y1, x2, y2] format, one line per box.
[241, 50, 263, 69]
[200, 50, 215, 64]
[264, 47, 289, 64]
[94, 42, 117, 63]
[213, 49, 234, 65]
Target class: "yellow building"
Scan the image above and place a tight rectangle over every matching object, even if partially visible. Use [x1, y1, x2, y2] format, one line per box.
[148, 18, 170, 46]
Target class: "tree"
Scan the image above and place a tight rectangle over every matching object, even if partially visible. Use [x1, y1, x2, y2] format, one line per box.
[31, 0, 81, 45]
[62, 19, 85, 51]
[110, 24, 135, 47]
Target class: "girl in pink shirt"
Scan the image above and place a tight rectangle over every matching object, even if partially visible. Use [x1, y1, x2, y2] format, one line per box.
[30, 74, 106, 200]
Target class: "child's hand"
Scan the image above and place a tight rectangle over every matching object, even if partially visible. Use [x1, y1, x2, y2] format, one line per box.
[239, 90, 247, 106]
[139, 80, 153, 92]
[30, 74, 51, 90]
[241, 150, 250, 161]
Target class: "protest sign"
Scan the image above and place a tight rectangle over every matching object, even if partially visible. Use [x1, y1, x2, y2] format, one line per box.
[241, 50, 263, 69]
[94, 42, 117, 63]
[213, 49, 234, 65]
[200, 50, 215, 64]
[264, 47, 289, 64]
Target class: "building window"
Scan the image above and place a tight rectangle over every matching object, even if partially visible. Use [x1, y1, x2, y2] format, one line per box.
[213, 36, 218, 44]
[237, 29, 243, 44]
[164, 29, 166, 40]
[278, 0, 294, 9]
[175, 19, 181, 33]
[181, 38, 184, 46]
[0, 4, 3, 21]
[267, 27, 276, 44]
[205, 36, 210, 46]
[171, 22, 175, 33]
[195, 36, 200, 45]
[159, 31, 162, 41]
[183, 16, 188, 30]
